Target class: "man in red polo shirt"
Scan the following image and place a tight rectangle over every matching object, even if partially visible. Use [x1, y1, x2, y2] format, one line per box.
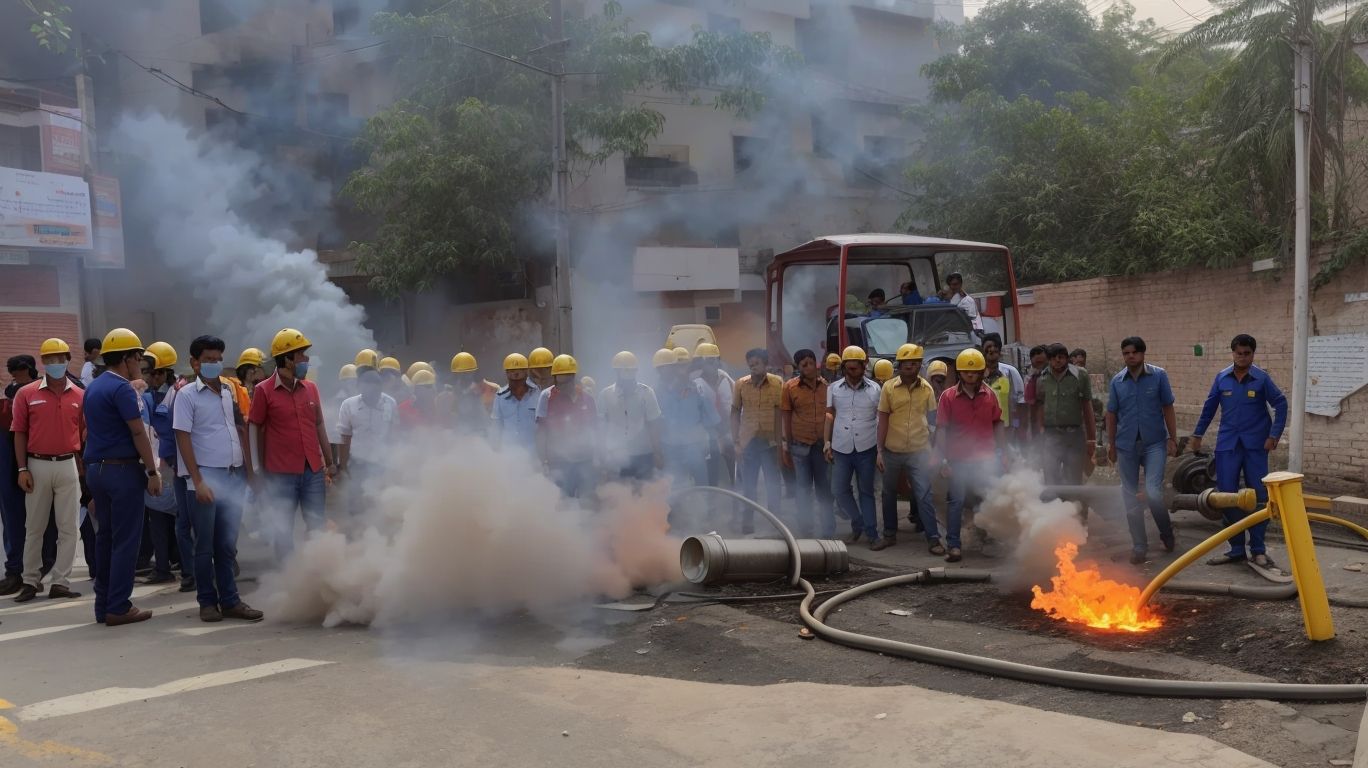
[11, 338, 85, 601]
[535, 354, 598, 498]
[248, 329, 335, 561]
[934, 348, 1005, 563]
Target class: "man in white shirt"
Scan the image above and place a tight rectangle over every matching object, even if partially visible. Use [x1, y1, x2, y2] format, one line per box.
[336, 369, 398, 518]
[490, 353, 539, 455]
[945, 272, 983, 331]
[597, 351, 662, 480]
[173, 335, 261, 623]
[824, 346, 884, 549]
[79, 337, 102, 385]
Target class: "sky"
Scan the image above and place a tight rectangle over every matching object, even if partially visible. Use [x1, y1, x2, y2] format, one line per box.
[964, 0, 1220, 34]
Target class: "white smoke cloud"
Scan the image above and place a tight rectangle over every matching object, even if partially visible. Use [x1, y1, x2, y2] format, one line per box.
[974, 469, 1088, 589]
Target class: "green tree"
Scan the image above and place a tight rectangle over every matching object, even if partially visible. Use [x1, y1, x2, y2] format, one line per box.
[343, 0, 794, 295]
[18, 0, 71, 52]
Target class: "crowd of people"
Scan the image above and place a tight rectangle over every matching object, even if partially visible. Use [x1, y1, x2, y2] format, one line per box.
[0, 322, 1287, 626]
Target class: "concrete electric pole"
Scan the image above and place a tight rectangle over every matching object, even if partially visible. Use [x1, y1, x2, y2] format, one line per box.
[1289, 38, 1312, 472]
[550, 0, 573, 356]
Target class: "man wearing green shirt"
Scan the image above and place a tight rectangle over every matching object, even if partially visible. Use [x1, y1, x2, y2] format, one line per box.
[1034, 343, 1096, 485]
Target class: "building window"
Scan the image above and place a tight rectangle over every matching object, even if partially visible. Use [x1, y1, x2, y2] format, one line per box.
[625, 145, 697, 188]
[732, 135, 769, 175]
[704, 305, 722, 323]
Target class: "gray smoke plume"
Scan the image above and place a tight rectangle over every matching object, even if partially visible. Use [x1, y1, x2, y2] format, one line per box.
[974, 468, 1088, 590]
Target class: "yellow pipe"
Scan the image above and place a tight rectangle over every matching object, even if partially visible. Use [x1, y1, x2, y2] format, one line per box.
[1303, 494, 1333, 513]
[1138, 508, 1271, 608]
[1307, 512, 1368, 541]
[1264, 472, 1334, 640]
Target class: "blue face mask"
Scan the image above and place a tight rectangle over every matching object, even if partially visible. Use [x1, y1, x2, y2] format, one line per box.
[200, 362, 223, 380]
[294, 361, 310, 378]
[44, 363, 68, 380]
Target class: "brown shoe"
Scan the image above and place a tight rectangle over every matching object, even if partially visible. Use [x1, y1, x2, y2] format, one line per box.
[869, 538, 889, 552]
[105, 606, 153, 626]
[884, 533, 897, 546]
[48, 584, 81, 599]
[13, 584, 38, 603]
[200, 605, 222, 623]
[945, 547, 962, 563]
[844, 530, 863, 545]
[221, 602, 264, 622]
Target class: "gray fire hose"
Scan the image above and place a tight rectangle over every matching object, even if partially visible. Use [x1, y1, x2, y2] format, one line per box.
[669, 486, 1368, 701]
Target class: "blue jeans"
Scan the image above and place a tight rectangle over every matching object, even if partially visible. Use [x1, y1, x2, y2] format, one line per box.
[790, 442, 833, 537]
[946, 459, 995, 550]
[737, 438, 781, 531]
[174, 475, 194, 579]
[1118, 440, 1174, 554]
[549, 460, 596, 500]
[663, 443, 707, 488]
[832, 447, 877, 540]
[620, 453, 657, 481]
[191, 467, 245, 609]
[1215, 444, 1270, 556]
[882, 449, 936, 542]
[267, 468, 327, 561]
[90, 462, 147, 620]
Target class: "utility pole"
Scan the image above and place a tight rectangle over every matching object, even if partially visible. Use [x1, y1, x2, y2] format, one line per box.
[550, 0, 573, 355]
[76, 60, 108, 336]
[1289, 38, 1312, 472]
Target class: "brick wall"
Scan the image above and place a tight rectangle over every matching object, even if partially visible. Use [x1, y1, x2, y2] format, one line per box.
[0, 311, 82, 384]
[1019, 254, 1368, 495]
[0, 259, 84, 387]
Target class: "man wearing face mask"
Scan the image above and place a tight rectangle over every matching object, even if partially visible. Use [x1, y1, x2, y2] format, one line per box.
[248, 329, 335, 561]
[536, 354, 598, 498]
[173, 336, 261, 623]
[399, 369, 447, 431]
[597, 351, 662, 480]
[10, 338, 85, 603]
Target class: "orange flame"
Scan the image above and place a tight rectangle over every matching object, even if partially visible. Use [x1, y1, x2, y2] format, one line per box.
[1030, 542, 1162, 632]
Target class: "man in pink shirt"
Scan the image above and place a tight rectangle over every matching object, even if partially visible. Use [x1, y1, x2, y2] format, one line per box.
[934, 348, 1004, 563]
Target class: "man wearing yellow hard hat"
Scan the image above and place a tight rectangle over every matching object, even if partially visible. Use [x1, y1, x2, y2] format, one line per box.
[336, 368, 398, 519]
[692, 342, 736, 494]
[448, 352, 496, 436]
[876, 343, 939, 555]
[377, 356, 404, 400]
[84, 328, 162, 626]
[491, 353, 539, 454]
[528, 347, 555, 391]
[654, 348, 718, 488]
[598, 351, 663, 479]
[247, 329, 335, 561]
[933, 348, 1005, 564]
[535, 354, 598, 498]
[825, 345, 883, 550]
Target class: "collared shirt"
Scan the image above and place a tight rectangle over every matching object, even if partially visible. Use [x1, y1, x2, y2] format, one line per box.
[827, 376, 881, 454]
[733, 372, 783, 445]
[337, 393, 398, 463]
[248, 372, 326, 474]
[1108, 364, 1175, 448]
[878, 375, 936, 453]
[694, 371, 735, 438]
[10, 376, 84, 455]
[491, 381, 540, 453]
[80, 361, 95, 386]
[984, 363, 1025, 427]
[82, 371, 143, 463]
[937, 383, 1001, 461]
[781, 376, 828, 445]
[1035, 365, 1092, 428]
[1194, 364, 1288, 451]
[598, 381, 662, 459]
[952, 291, 983, 330]
[223, 376, 253, 426]
[173, 377, 244, 473]
[658, 378, 719, 447]
[536, 385, 597, 462]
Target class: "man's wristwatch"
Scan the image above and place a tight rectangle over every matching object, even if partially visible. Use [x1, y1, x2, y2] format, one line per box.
[146, 469, 158, 478]
[17, 467, 29, 474]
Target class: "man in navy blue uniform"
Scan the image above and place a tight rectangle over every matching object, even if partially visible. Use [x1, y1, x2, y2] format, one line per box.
[1191, 334, 1288, 570]
[84, 328, 163, 626]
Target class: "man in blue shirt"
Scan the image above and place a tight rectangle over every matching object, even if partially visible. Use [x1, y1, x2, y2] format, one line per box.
[1191, 333, 1288, 569]
[84, 328, 163, 626]
[1105, 337, 1178, 564]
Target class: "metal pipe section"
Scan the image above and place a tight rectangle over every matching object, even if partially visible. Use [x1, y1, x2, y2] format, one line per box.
[680, 534, 848, 586]
[1172, 488, 1258, 521]
[669, 485, 803, 587]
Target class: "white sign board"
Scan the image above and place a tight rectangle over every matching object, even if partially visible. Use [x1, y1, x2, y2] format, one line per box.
[0, 166, 92, 250]
[1306, 334, 1368, 417]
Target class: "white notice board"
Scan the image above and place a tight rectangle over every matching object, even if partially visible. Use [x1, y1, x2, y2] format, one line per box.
[1306, 334, 1368, 417]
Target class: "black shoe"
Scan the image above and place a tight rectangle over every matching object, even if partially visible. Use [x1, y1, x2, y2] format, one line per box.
[179, 577, 196, 593]
[1129, 551, 1147, 565]
[1161, 535, 1176, 553]
[220, 602, 264, 622]
[199, 605, 222, 623]
[14, 584, 39, 603]
[0, 574, 22, 596]
[884, 532, 897, 546]
[844, 530, 863, 545]
[48, 584, 81, 599]
[142, 572, 176, 585]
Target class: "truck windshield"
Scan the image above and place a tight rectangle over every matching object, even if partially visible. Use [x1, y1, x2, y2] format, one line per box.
[863, 310, 976, 356]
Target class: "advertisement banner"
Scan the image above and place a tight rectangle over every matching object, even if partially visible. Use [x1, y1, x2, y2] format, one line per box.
[0, 166, 92, 250]
[39, 105, 83, 176]
[89, 175, 125, 268]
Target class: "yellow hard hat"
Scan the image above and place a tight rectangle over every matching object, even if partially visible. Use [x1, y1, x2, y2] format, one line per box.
[101, 328, 144, 356]
[550, 354, 578, 377]
[694, 342, 721, 359]
[825, 352, 841, 371]
[354, 348, 379, 369]
[895, 343, 924, 362]
[956, 348, 987, 372]
[379, 356, 401, 373]
[873, 359, 894, 382]
[39, 338, 71, 357]
[673, 347, 692, 364]
[450, 352, 477, 374]
[237, 348, 264, 368]
[503, 353, 529, 371]
[652, 348, 676, 368]
[411, 369, 437, 387]
[612, 351, 638, 370]
[271, 328, 311, 358]
[528, 347, 554, 369]
[580, 376, 596, 391]
[928, 360, 949, 378]
[339, 364, 357, 381]
[146, 341, 178, 370]
[841, 345, 867, 363]
[408, 361, 435, 378]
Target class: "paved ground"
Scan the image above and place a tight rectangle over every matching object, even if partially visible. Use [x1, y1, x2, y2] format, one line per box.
[0, 498, 1364, 767]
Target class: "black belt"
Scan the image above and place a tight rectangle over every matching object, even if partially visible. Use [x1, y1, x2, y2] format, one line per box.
[92, 457, 139, 465]
[29, 452, 76, 461]
[1044, 425, 1082, 433]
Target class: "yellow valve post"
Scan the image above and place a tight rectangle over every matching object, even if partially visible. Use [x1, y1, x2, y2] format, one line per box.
[1206, 488, 1257, 512]
[1138, 508, 1271, 608]
[1264, 472, 1334, 641]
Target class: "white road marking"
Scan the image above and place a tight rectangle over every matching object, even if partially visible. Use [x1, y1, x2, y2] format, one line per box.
[17, 658, 334, 722]
[0, 624, 88, 643]
[169, 623, 260, 637]
[0, 585, 179, 617]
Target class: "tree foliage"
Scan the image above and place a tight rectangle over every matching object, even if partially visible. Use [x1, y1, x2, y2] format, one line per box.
[344, 0, 795, 295]
[19, 0, 71, 52]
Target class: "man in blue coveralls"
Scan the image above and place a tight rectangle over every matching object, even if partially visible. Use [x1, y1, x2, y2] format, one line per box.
[1190, 333, 1288, 570]
[85, 328, 163, 626]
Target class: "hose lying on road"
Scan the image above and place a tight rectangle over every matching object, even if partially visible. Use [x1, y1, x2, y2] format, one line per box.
[669, 486, 1368, 702]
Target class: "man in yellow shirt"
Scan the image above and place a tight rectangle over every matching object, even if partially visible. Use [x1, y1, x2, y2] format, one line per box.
[731, 348, 783, 535]
[877, 343, 939, 553]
